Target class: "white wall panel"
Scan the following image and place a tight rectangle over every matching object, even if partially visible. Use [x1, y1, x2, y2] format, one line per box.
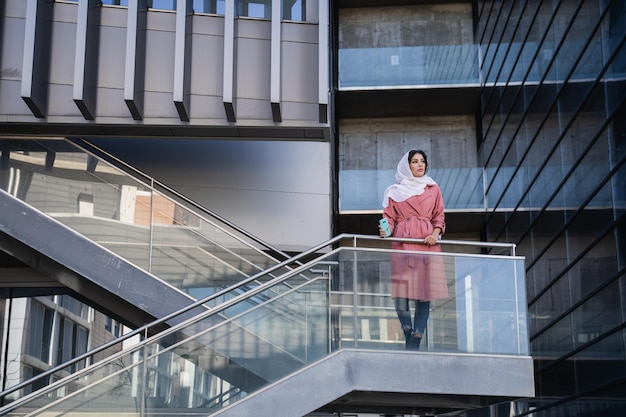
[190, 23, 225, 97]
[237, 39, 271, 99]
[98, 26, 126, 89]
[282, 40, 317, 103]
[48, 22, 76, 85]
[0, 10, 29, 116]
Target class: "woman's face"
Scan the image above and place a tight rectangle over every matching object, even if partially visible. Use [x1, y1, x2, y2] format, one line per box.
[409, 152, 427, 177]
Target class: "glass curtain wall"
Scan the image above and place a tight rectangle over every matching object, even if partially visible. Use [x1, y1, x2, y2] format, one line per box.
[6, 296, 96, 395]
[474, 0, 626, 416]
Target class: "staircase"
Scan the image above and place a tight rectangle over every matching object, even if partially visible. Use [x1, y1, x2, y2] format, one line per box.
[1, 234, 534, 416]
[0, 138, 297, 326]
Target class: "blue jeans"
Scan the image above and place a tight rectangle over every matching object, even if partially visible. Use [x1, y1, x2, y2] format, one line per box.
[394, 298, 431, 335]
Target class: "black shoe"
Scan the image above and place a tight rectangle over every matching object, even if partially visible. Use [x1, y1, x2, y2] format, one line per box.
[407, 331, 422, 350]
[401, 325, 413, 349]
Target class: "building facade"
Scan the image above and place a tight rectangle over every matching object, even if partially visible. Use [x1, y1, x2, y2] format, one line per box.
[0, 0, 625, 416]
[476, 1, 626, 416]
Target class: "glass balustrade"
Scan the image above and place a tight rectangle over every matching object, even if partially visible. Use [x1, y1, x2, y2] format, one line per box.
[339, 44, 480, 89]
[338, 40, 626, 90]
[0, 240, 527, 416]
[339, 165, 616, 212]
[339, 167, 485, 212]
[0, 139, 291, 295]
[332, 246, 527, 355]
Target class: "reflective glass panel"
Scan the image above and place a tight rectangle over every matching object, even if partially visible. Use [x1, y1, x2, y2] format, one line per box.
[149, 0, 175, 10]
[237, 0, 270, 18]
[2, 242, 529, 415]
[102, 0, 128, 6]
[339, 167, 484, 212]
[193, 0, 225, 14]
[0, 139, 290, 296]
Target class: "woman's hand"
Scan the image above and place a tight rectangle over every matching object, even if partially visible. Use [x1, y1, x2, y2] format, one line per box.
[424, 228, 442, 245]
[378, 225, 393, 237]
[423, 234, 438, 245]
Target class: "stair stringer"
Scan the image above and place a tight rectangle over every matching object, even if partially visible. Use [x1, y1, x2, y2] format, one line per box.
[0, 188, 203, 328]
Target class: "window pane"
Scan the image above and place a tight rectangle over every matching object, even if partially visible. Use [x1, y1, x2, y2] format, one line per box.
[27, 301, 54, 363]
[56, 317, 73, 365]
[193, 0, 225, 14]
[283, 0, 304, 21]
[573, 331, 626, 394]
[238, 0, 270, 18]
[150, 0, 175, 11]
[102, 0, 129, 5]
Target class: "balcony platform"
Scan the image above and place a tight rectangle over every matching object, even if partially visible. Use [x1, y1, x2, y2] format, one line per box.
[213, 349, 535, 417]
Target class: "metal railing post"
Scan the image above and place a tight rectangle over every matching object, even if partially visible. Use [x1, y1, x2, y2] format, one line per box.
[140, 328, 148, 417]
[352, 248, 358, 348]
[464, 274, 474, 353]
[148, 179, 154, 273]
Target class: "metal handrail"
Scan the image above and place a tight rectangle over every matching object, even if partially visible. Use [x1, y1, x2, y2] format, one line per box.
[20, 272, 333, 417]
[0, 233, 518, 407]
[342, 233, 517, 256]
[0, 234, 340, 405]
[0, 246, 342, 414]
[0, 236, 527, 415]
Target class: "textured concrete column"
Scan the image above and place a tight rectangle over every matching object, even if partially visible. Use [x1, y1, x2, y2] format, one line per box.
[223, 0, 236, 122]
[124, 0, 148, 120]
[174, 0, 193, 122]
[270, 0, 282, 122]
[73, 0, 100, 120]
[318, 0, 328, 123]
[21, 0, 53, 119]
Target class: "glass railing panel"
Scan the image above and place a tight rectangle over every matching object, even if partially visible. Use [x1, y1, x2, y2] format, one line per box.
[151, 192, 251, 291]
[201, 263, 321, 311]
[340, 163, 617, 213]
[4, 346, 146, 416]
[224, 279, 330, 363]
[149, 272, 329, 415]
[148, 193, 264, 292]
[1, 257, 333, 416]
[338, 40, 624, 90]
[0, 242, 528, 416]
[1, 140, 155, 270]
[0, 139, 289, 294]
[331, 247, 528, 355]
[1, 272, 329, 415]
[339, 167, 484, 212]
[339, 44, 479, 89]
[146, 189, 293, 295]
[0, 262, 317, 411]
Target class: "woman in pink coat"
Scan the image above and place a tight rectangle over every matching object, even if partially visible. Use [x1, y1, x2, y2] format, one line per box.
[379, 150, 448, 350]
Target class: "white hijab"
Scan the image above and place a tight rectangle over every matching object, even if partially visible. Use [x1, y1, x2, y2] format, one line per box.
[382, 150, 437, 208]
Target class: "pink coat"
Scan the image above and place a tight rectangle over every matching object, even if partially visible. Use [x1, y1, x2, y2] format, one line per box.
[383, 184, 449, 301]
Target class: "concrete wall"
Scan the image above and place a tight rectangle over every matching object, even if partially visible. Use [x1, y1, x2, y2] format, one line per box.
[336, 3, 479, 214]
[339, 3, 474, 49]
[337, 1, 476, 173]
[337, 116, 477, 215]
[339, 115, 477, 173]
